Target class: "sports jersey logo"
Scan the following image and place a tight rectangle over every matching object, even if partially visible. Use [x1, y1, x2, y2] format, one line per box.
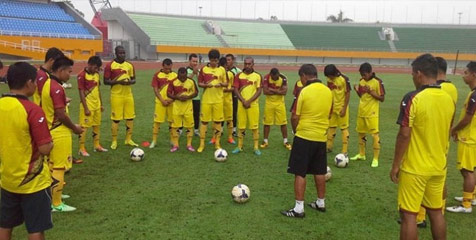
[39, 77, 44, 81]
[55, 90, 61, 94]
[402, 101, 407, 107]
[38, 117, 45, 123]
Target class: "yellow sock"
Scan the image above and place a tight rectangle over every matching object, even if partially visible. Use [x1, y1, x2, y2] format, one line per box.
[463, 192, 473, 208]
[186, 128, 193, 146]
[238, 129, 245, 149]
[111, 121, 119, 142]
[92, 125, 100, 148]
[473, 186, 476, 200]
[341, 128, 349, 154]
[227, 120, 234, 139]
[327, 127, 337, 151]
[171, 127, 179, 147]
[416, 206, 426, 223]
[79, 127, 87, 151]
[152, 122, 160, 142]
[252, 129, 259, 150]
[442, 198, 446, 215]
[199, 123, 207, 148]
[358, 133, 366, 156]
[372, 133, 380, 160]
[51, 168, 65, 207]
[125, 120, 134, 142]
[214, 122, 222, 149]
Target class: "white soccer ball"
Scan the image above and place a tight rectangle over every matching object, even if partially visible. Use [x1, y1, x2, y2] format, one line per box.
[214, 148, 228, 162]
[334, 153, 349, 168]
[130, 148, 145, 162]
[231, 184, 250, 203]
[325, 166, 332, 181]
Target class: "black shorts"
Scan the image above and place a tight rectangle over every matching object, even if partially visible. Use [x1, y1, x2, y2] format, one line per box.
[0, 188, 53, 233]
[287, 136, 327, 177]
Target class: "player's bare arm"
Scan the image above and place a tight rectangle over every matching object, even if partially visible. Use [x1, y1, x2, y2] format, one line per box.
[78, 89, 90, 116]
[54, 107, 83, 134]
[369, 89, 385, 102]
[153, 86, 169, 106]
[390, 126, 411, 184]
[340, 91, 350, 117]
[278, 84, 288, 95]
[451, 112, 474, 141]
[354, 84, 363, 98]
[245, 87, 262, 108]
[291, 112, 300, 133]
[38, 142, 53, 156]
[104, 74, 124, 86]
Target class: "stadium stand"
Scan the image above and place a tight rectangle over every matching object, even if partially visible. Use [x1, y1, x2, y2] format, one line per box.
[281, 24, 390, 51]
[393, 27, 476, 53]
[216, 21, 294, 49]
[127, 13, 222, 47]
[0, 0, 74, 22]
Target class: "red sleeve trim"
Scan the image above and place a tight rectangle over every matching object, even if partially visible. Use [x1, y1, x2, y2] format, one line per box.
[20, 99, 52, 146]
[50, 81, 66, 109]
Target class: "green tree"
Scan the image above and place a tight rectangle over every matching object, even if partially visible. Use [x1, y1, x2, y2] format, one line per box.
[327, 10, 353, 23]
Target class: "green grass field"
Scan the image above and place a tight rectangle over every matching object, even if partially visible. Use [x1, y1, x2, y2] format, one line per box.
[2, 69, 476, 239]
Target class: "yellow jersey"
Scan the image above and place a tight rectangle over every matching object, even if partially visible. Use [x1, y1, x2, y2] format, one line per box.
[234, 71, 262, 106]
[357, 77, 385, 118]
[263, 73, 287, 103]
[167, 78, 197, 115]
[397, 85, 455, 176]
[327, 74, 350, 113]
[40, 75, 70, 135]
[77, 68, 101, 110]
[32, 66, 50, 106]
[437, 80, 458, 105]
[223, 70, 235, 103]
[457, 89, 476, 145]
[198, 64, 227, 104]
[104, 60, 135, 97]
[151, 70, 178, 102]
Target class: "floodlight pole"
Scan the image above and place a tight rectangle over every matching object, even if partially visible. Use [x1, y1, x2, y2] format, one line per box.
[458, 12, 463, 24]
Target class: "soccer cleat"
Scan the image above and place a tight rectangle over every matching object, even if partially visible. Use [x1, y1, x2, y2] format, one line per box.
[61, 194, 70, 199]
[51, 203, 76, 212]
[446, 205, 472, 213]
[72, 157, 83, 164]
[125, 140, 139, 147]
[149, 141, 156, 149]
[110, 141, 117, 150]
[350, 154, 366, 161]
[197, 145, 205, 153]
[280, 209, 305, 218]
[187, 146, 195, 152]
[232, 131, 238, 137]
[308, 201, 326, 212]
[284, 142, 292, 150]
[94, 146, 108, 152]
[227, 138, 236, 144]
[170, 146, 179, 152]
[260, 142, 269, 148]
[78, 149, 90, 157]
[371, 159, 379, 168]
[232, 147, 242, 154]
[454, 196, 476, 206]
[254, 149, 262, 156]
[209, 138, 216, 145]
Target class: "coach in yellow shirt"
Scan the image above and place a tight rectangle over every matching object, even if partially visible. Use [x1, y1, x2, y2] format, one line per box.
[390, 54, 454, 239]
[104, 46, 137, 150]
[447, 61, 476, 214]
[232, 57, 262, 155]
[0, 62, 54, 239]
[281, 64, 333, 218]
[351, 62, 385, 167]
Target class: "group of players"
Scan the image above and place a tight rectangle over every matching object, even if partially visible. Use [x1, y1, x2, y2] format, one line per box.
[1, 45, 476, 239]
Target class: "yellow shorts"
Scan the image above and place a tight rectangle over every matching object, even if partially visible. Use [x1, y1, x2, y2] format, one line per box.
[111, 96, 135, 121]
[356, 117, 379, 133]
[49, 130, 72, 170]
[200, 102, 224, 122]
[238, 104, 259, 130]
[79, 106, 101, 127]
[398, 171, 446, 213]
[154, 102, 173, 123]
[224, 98, 233, 121]
[329, 108, 349, 129]
[172, 113, 194, 128]
[457, 142, 476, 171]
[263, 101, 287, 126]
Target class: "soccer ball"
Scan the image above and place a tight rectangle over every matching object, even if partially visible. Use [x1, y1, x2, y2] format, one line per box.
[214, 148, 228, 162]
[325, 166, 332, 182]
[231, 184, 250, 203]
[130, 148, 145, 162]
[334, 153, 349, 168]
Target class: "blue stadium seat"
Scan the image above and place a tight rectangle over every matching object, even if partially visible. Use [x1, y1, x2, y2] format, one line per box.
[0, 0, 74, 22]
[0, 17, 93, 39]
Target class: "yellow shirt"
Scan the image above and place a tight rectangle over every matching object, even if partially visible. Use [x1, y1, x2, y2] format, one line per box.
[77, 69, 101, 110]
[199, 65, 226, 104]
[33, 67, 50, 106]
[295, 81, 333, 142]
[397, 85, 454, 176]
[234, 71, 262, 107]
[168, 78, 197, 115]
[327, 74, 350, 113]
[263, 73, 287, 103]
[104, 60, 135, 97]
[357, 77, 385, 118]
[223, 70, 235, 103]
[437, 80, 458, 105]
[41, 76, 70, 136]
[457, 89, 476, 145]
[151, 70, 178, 102]
[0, 94, 52, 194]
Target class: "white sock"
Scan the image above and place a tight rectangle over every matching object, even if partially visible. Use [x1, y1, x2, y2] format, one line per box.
[263, 139, 268, 143]
[283, 138, 288, 143]
[294, 200, 304, 213]
[233, 127, 236, 132]
[317, 198, 325, 208]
